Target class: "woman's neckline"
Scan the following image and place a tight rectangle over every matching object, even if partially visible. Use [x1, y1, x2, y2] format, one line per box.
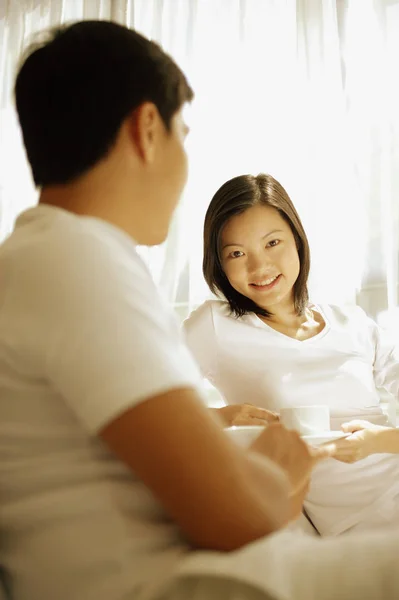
[250, 303, 330, 344]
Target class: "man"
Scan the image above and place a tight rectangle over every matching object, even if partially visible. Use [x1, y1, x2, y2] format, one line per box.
[0, 20, 397, 600]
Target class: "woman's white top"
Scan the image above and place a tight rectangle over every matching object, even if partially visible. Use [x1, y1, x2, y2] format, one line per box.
[184, 300, 399, 535]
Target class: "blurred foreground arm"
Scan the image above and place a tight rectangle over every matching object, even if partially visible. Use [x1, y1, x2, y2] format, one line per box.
[101, 388, 291, 552]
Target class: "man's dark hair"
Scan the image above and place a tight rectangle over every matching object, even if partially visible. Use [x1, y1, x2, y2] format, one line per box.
[203, 173, 311, 319]
[15, 20, 193, 186]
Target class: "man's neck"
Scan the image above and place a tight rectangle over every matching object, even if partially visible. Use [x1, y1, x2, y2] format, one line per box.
[39, 176, 153, 245]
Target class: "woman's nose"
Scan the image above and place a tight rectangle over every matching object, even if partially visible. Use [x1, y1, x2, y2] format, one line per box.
[248, 253, 271, 274]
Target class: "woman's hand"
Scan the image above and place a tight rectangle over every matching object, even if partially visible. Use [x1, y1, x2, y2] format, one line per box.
[249, 424, 335, 519]
[216, 403, 279, 427]
[333, 420, 387, 463]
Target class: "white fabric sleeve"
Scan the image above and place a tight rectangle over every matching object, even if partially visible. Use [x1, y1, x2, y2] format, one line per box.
[182, 301, 217, 381]
[371, 318, 399, 403]
[15, 225, 203, 433]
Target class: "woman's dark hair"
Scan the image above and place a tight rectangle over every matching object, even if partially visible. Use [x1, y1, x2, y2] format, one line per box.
[203, 173, 310, 318]
[15, 20, 193, 187]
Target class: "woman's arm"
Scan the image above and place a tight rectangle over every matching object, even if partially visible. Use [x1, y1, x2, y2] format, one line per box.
[372, 319, 399, 401]
[185, 305, 279, 427]
[211, 404, 279, 427]
[183, 301, 218, 382]
[372, 426, 399, 453]
[332, 314, 399, 463]
[333, 420, 399, 463]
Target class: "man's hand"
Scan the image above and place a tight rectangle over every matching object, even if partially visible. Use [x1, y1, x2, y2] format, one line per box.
[217, 403, 279, 427]
[333, 420, 388, 463]
[249, 424, 335, 519]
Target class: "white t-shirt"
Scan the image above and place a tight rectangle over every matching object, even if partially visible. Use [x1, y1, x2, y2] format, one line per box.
[184, 300, 399, 536]
[0, 205, 204, 600]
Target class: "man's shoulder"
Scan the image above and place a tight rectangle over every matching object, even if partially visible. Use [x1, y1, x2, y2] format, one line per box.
[0, 207, 154, 316]
[1, 207, 146, 278]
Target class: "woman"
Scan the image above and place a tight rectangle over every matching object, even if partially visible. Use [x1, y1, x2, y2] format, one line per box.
[184, 173, 399, 536]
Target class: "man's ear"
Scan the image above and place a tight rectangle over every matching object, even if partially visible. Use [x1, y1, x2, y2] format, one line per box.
[128, 102, 162, 164]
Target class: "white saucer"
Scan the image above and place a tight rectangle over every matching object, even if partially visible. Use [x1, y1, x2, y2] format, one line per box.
[302, 431, 351, 446]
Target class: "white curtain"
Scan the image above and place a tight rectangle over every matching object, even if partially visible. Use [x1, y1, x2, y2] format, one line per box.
[1, 0, 399, 320]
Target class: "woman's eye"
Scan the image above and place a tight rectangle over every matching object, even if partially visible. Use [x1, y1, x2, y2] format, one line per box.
[229, 250, 244, 259]
[267, 239, 280, 248]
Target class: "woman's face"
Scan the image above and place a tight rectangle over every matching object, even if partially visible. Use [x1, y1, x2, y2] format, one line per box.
[220, 204, 300, 312]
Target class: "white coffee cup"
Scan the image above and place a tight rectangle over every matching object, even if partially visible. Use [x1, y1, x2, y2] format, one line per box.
[279, 406, 330, 436]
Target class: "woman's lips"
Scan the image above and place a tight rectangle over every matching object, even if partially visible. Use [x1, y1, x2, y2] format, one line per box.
[250, 274, 282, 291]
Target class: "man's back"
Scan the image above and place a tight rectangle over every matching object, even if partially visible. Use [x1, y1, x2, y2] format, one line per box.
[0, 206, 196, 600]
